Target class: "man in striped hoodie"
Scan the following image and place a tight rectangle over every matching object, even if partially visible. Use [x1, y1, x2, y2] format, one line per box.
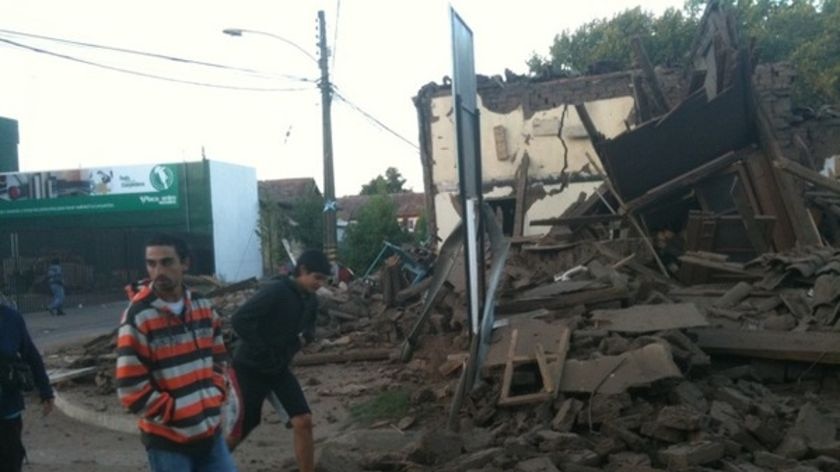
[116, 233, 237, 471]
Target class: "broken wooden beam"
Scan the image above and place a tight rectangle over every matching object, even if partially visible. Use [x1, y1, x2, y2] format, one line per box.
[756, 105, 822, 247]
[631, 36, 670, 114]
[731, 175, 771, 253]
[624, 151, 742, 213]
[591, 303, 709, 333]
[574, 104, 605, 144]
[689, 328, 840, 364]
[292, 348, 393, 366]
[774, 157, 840, 196]
[678, 254, 762, 279]
[496, 286, 631, 315]
[512, 153, 530, 238]
[395, 276, 434, 303]
[530, 214, 625, 227]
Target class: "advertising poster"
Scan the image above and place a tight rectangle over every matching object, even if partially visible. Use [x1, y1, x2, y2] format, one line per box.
[0, 163, 180, 217]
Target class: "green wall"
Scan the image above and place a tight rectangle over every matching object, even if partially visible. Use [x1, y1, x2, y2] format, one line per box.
[0, 117, 19, 173]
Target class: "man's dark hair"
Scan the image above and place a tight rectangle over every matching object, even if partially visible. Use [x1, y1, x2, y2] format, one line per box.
[294, 249, 331, 276]
[145, 233, 191, 262]
[50, 258, 60, 265]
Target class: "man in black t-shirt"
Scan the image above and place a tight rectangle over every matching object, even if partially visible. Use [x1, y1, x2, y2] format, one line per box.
[229, 249, 331, 472]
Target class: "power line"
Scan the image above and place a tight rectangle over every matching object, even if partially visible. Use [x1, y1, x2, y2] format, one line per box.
[331, 0, 341, 73]
[1, 27, 419, 153]
[0, 28, 315, 83]
[0, 37, 315, 92]
[333, 89, 419, 151]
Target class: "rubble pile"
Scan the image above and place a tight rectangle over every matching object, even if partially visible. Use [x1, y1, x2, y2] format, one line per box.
[43, 3, 840, 470]
[58, 269, 423, 396]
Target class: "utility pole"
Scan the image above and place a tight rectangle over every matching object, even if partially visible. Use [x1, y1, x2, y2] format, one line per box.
[317, 10, 338, 264]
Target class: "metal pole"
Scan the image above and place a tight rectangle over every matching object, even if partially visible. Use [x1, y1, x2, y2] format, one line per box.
[318, 10, 338, 263]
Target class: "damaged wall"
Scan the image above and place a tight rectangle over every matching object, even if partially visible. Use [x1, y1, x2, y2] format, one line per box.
[754, 62, 840, 167]
[415, 71, 659, 243]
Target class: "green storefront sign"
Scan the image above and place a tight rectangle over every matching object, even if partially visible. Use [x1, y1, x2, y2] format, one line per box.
[0, 163, 180, 218]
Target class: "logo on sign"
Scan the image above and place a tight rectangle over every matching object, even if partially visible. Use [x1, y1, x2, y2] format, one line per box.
[150, 166, 175, 191]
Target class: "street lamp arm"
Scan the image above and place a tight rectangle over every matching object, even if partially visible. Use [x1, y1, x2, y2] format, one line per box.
[222, 28, 319, 65]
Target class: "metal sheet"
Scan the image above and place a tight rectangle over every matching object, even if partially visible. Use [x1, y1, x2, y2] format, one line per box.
[400, 222, 464, 362]
[598, 80, 753, 202]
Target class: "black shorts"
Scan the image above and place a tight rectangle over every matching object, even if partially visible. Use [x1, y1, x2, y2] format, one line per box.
[0, 416, 24, 472]
[233, 361, 310, 439]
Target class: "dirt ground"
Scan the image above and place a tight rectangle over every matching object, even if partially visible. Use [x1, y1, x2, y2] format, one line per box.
[20, 361, 410, 472]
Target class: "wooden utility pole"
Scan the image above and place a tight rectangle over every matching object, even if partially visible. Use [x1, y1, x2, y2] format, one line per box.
[318, 10, 338, 263]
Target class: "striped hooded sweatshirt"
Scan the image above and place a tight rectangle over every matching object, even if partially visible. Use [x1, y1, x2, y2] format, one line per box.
[116, 282, 227, 454]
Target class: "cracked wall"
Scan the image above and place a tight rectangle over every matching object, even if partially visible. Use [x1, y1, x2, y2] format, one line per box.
[416, 72, 639, 243]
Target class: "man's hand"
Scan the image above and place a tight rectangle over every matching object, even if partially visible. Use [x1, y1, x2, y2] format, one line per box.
[42, 398, 54, 416]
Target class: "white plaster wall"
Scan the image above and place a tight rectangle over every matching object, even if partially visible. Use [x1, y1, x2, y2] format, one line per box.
[435, 181, 604, 242]
[429, 94, 634, 190]
[523, 181, 604, 236]
[208, 160, 263, 282]
[429, 92, 632, 242]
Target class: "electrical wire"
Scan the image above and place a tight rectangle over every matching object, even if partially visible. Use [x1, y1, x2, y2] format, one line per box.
[0, 28, 315, 83]
[0, 37, 315, 92]
[1, 28, 420, 152]
[331, 0, 341, 73]
[333, 89, 419, 151]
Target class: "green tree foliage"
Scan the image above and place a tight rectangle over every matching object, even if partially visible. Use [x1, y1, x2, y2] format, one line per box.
[527, 7, 697, 76]
[360, 167, 408, 195]
[340, 195, 410, 273]
[289, 193, 325, 250]
[256, 193, 324, 272]
[528, 0, 840, 104]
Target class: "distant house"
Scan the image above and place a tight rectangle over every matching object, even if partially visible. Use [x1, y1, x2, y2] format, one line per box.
[258, 177, 321, 209]
[257, 178, 322, 273]
[336, 192, 425, 241]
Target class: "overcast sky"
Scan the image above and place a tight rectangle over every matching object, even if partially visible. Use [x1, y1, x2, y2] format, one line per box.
[0, 0, 683, 197]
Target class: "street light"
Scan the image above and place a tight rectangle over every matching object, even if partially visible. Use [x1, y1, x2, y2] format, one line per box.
[222, 28, 319, 65]
[223, 12, 338, 265]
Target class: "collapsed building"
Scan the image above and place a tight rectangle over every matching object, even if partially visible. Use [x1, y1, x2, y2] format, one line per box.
[48, 2, 840, 471]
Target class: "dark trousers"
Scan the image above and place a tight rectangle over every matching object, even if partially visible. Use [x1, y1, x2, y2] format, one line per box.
[233, 361, 310, 440]
[0, 416, 24, 472]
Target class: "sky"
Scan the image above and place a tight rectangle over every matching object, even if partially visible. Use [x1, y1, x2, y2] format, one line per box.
[0, 0, 684, 198]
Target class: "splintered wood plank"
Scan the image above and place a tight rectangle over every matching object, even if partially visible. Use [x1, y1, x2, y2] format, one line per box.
[688, 328, 840, 364]
[535, 343, 553, 394]
[499, 328, 519, 403]
[560, 343, 682, 394]
[552, 329, 571, 398]
[496, 286, 630, 314]
[484, 319, 570, 370]
[512, 154, 529, 237]
[591, 303, 709, 333]
[731, 175, 770, 254]
[517, 280, 605, 299]
[497, 391, 552, 407]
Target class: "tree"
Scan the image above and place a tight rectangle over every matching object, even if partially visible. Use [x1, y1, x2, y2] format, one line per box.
[528, 0, 840, 105]
[360, 167, 408, 195]
[340, 195, 410, 273]
[527, 7, 695, 77]
[289, 193, 325, 251]
[256, 193, 324, 273]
